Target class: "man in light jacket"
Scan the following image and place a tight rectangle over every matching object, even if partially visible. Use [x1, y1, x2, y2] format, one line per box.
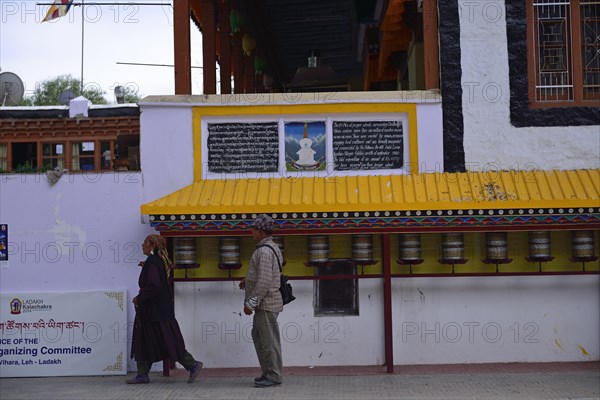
[239, 214, 284, 387]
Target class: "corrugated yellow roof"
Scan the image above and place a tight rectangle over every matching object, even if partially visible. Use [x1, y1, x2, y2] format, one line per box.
[141, 169, 600, 215]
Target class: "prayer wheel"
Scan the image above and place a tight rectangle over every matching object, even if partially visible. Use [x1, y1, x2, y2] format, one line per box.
[571, 230, 596, 259]
[352, 234, 373, 261]
[441, 233, 464, 261]
[528, 231, 552, 260]
[307, 235, 329, 263]
[485, 232, 509, 260]
[174, 237, 197, 267]
[398, 233, 422, 261]
[219, 237, 241, 265]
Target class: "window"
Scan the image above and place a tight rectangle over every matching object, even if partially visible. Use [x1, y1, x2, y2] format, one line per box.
[41, 143, 65, 170]
[0, 144, 7, 171]
[100, 141, 113, 170]
[71, 142, 95, 171]
[528, 0, 600, 106]
[314, 260, 359, 316]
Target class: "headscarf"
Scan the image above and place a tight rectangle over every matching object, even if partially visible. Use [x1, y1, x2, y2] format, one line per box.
[146, 234, 173, 279]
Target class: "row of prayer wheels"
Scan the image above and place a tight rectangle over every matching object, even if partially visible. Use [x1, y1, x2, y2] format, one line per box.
[173, 235, 374, 267]
[173, 236, 287, 268]
[173, 231, 597, 267]
[307, 235, 374, 263]
[398, 230, 597, 264]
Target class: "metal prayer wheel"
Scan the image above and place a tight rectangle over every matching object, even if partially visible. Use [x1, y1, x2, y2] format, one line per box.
[399, 233, 422, 261]
[174, 237, 197, 267]
[307, 235, 329, 263]
[352, 234, 373, 261]
[571, 230, 596, 259]
[485, 232, 509, 260]
[272, 236, 286, 264]
[441, 233, 464, 261]
[219, 237, 241, 265]
[528, 231, 552, 260]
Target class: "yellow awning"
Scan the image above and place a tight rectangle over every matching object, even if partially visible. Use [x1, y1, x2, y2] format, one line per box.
[142, 169, 600, 216]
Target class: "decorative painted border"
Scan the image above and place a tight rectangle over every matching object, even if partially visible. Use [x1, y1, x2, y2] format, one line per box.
[102, 352, 124, 372]
[104, 291, 124, 312]
[149, 208, 600, 233]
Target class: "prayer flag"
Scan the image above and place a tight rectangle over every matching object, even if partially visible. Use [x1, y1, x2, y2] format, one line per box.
[42, 0, 74, 22]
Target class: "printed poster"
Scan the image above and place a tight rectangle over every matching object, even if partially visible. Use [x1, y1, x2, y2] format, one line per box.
[0, 224, 7, 263]
[0, 290, 127, 377]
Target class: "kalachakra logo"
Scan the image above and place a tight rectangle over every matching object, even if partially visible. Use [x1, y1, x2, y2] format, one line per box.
[10, 298, 22, 315]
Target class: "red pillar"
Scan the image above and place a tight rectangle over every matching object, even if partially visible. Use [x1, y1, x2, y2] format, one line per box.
[173, 0, 191, 94]
[202, 0, 217, 95]
[383, 234, 394, 373]
[243, 54, 255, 93]
[423, 0, 440, 90]
[219, 0, 232, 94]
[232, 34, 243, 93]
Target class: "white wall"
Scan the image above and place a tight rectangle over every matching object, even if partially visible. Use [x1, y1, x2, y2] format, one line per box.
[139, 104, 194, 203]
[459, 1, 600, 171]
[417, 103, 444, 173]
[392, 275, 599, 364]
[175, 275, 598, 367]
[0, 172, 154, 370]
[176, 279, 385, 368]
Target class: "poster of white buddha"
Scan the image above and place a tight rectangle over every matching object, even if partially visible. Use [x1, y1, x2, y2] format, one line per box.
[285, 121, 326, 171]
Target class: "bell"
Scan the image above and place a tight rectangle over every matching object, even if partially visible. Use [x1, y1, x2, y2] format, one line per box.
[242, 34, 256, 56]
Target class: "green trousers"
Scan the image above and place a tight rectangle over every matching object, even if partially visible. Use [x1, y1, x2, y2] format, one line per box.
[136, 351, 196, 375]
[252, 310, 282, 383]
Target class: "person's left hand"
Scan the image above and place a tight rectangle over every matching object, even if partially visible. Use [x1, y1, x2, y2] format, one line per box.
[243, 305, 252, 315]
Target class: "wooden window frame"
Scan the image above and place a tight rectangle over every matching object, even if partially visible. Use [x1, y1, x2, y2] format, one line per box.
[70, 140, 100, 172]
[0, 139, 119, 172]
[527, 0, 600, 108]
[40, 142, 66, 170]
[0, 143, 8, 171]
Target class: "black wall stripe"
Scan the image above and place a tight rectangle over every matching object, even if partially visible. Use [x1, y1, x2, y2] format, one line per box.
[439, 0, 465, 173]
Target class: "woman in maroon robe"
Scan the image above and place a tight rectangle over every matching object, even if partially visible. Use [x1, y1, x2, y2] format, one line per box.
[127, 234, 203, 384]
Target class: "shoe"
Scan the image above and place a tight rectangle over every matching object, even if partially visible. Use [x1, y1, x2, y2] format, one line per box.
[126, 374, 150, 384]
[187, 361, 203, 383]
[254, 375, 267, 382]
[254, 378, 281, 388]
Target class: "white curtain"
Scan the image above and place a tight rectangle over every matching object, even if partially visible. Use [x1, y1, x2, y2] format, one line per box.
[0, 144, 7, 170]
[71, 143, 79, 170]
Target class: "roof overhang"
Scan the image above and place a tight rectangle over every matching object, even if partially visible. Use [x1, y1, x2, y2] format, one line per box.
[142, 170, 600, 235]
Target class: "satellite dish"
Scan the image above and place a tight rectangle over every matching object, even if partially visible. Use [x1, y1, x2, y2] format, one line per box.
[0, 72, 25, 106]
[59, 89, 76, 105]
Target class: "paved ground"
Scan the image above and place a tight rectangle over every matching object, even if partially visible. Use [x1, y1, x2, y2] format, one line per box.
[1, 362, 598, 400]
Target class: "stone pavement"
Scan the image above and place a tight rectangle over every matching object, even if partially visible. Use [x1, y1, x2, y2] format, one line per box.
[1, 362, 598, 400]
